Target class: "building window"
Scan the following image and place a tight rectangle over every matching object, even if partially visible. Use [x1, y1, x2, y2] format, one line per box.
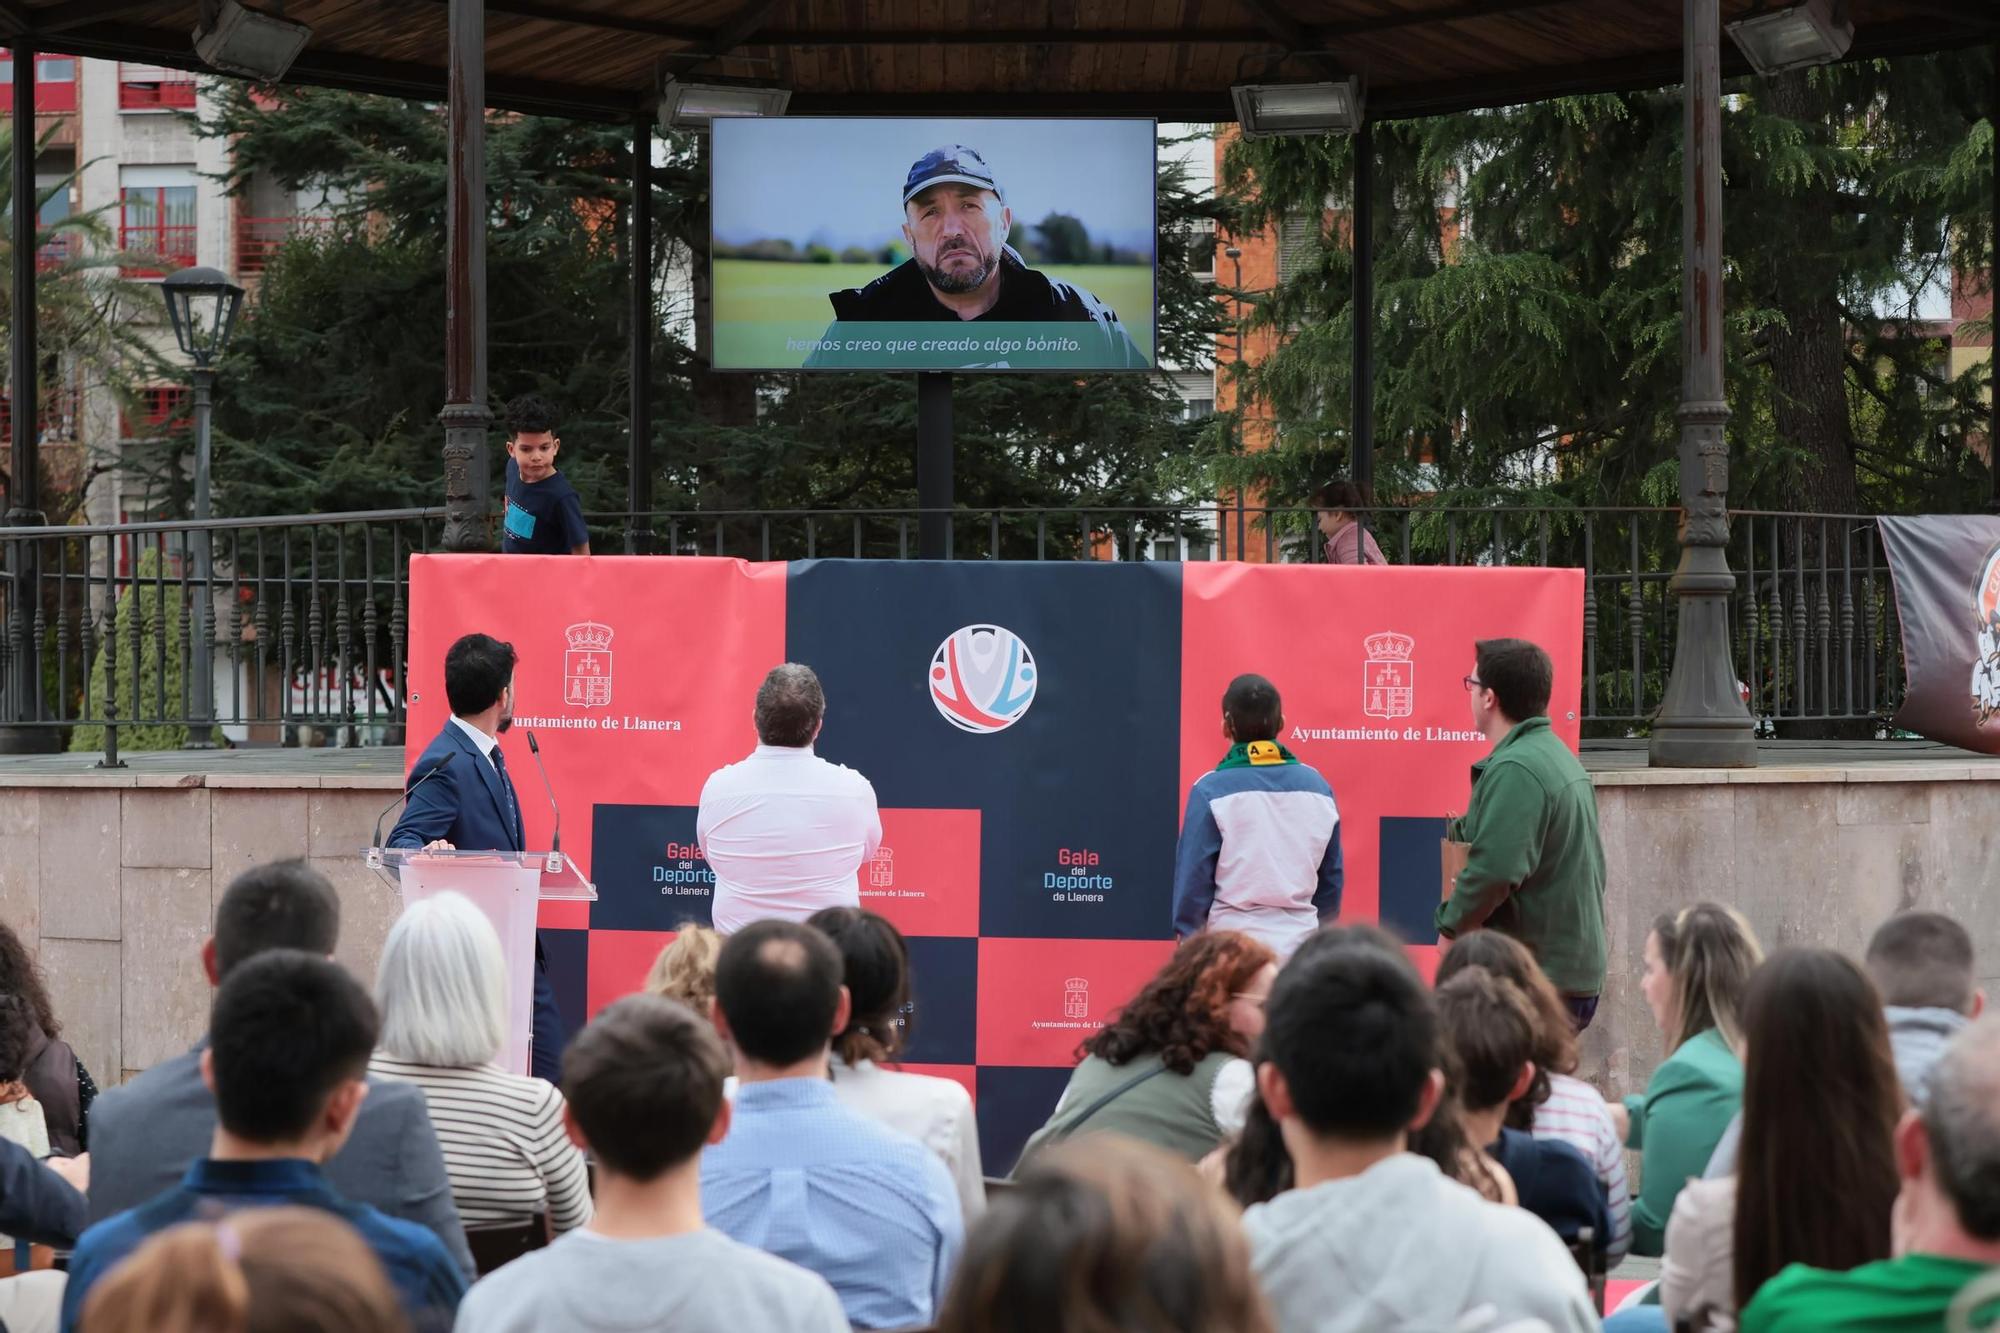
[119, 63, 199, 111]
[0, 50, 78, 113]
[121, 386, 192, 440]
[1182, 397, 1215, 421]
[119, 166, 198, 277]
[1277, 213, 1317, 283]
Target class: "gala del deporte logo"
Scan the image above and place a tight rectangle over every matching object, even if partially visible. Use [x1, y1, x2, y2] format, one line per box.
[929, 624, 1038, 734]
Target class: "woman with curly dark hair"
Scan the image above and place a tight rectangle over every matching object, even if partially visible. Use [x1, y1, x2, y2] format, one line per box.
[1015, 931, 1276, 1168]
[0, 923, 89, 1155]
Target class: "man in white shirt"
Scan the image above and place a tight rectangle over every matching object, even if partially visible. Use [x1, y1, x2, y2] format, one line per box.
[698, 664, 882, 934]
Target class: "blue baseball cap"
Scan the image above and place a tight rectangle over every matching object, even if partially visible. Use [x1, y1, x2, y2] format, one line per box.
[902, 145, 1003, 206]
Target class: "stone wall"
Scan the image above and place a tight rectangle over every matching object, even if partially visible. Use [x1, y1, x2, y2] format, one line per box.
[0, 773, 405, 1087]
[1577, 764, 2000, 1098]
[3, 764, 1996, 1103]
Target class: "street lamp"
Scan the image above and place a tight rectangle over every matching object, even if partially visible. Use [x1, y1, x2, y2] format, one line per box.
[161, 265, 245, 748]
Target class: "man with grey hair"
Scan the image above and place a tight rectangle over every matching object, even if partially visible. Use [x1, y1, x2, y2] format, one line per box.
[697, 664, 881, 934]
[1738, 1015, 2000, 1331]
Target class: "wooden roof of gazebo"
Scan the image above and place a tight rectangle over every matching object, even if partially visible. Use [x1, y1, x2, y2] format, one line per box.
[19, 0, 1998, 123]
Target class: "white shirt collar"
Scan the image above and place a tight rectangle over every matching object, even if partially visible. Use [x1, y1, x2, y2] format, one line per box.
[451, 715, 500, 758]
[751, 743, 815, 759]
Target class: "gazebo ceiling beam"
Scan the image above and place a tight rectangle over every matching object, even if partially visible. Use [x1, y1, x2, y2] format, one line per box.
[662, 0, 788, 74]
[34, 0, 148, 34]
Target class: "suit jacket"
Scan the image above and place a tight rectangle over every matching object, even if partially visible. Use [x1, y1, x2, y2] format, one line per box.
[0, 1135, 86, 1247]
[86, 1046, 476, 1279]
[387, 722, 525, 853]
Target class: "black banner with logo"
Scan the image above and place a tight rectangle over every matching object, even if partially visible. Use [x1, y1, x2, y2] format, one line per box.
[1878, 515, 2000, 753]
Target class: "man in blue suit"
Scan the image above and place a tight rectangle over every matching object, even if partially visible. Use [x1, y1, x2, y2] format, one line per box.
[389, 632, 567, 1081]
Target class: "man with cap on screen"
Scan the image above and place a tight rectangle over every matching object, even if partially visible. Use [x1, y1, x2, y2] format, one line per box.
[806, 145, 1147, 367]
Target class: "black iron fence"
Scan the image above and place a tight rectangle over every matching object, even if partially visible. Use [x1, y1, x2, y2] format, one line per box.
[0, 505, 1905, 761]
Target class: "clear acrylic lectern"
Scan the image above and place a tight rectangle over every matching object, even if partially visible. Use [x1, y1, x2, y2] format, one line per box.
[366, 847, 596, 1075]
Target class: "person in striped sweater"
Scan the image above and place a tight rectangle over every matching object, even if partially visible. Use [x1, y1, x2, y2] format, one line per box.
[369, 893, 591, 1241]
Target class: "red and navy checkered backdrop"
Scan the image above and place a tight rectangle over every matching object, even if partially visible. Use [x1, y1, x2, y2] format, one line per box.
[406, 555, 1582, 1171]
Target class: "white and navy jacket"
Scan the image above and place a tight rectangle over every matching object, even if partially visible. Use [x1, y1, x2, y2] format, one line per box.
[1171, 743, 1344, 958]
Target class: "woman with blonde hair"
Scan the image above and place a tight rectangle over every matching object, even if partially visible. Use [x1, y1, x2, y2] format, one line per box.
[937, 1136, 1273, 1333]
[78, 1207, 408, 1333]
[370, 892, 591, 1247]
[643, 924, 723, 1016]
[1616, 902, 1762, 1256]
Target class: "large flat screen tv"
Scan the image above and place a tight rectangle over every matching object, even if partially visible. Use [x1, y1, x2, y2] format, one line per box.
[710, 117, 1158, 373]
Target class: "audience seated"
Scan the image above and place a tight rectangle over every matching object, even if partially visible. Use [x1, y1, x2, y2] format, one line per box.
[644, 923, 723, 1017]
[1617, 903, 1761, 1255]
[60, 950, 466, 1333]
[0, 922, 91, 1156]
[1435, 966, 1611, 1254]
[809, 906, 986, 1224]
[1866, 910, 1983, 1108]
[1738, 1014, 2000, 1331]
[454, 994, 846, 1333]
[86, 860, 472, 1277]
[936, 1135, 1274, 1333]
[1019, 931, 1276, 1166]
[701, 920, 963, 1330]
[1242, 925, 1596, 1333]
[77, 1206, 409, 1333]
[1436, 929, 1633, 1262]
[369, 892, 591, 1239]
[1622, 948, 1903, 1333]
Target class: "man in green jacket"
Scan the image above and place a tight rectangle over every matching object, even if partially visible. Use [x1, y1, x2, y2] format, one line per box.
[1436, 638, 1607, 1030]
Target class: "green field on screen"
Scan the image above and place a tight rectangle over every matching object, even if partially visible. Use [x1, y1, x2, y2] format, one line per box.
[713, 258, 1155, 369]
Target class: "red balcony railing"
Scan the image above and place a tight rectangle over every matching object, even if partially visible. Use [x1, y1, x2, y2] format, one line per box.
[0, 52, 78, 114]
[34, 234, 75, 271]
[118, 65, 198, 110]
[119, 223, 197, 278]
[236, 214, 333, 275]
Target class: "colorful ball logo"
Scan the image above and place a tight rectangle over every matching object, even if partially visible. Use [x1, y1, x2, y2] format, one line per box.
[929, 624, 1038, 734]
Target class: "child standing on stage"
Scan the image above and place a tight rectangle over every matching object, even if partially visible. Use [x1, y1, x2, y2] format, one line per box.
[501, 393, 590, 555]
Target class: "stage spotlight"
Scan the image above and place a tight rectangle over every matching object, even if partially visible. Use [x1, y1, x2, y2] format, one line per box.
[1726, 0, 1854, 75]
[193, 0, 312, 81]
[658, 76, 791, 133]
[1230, 79, 1364, 138]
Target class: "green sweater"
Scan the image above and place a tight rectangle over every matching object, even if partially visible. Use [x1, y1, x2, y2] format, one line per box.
[1621, 1027, 1743, 1257]
[1741, 1254, 1995, 1332]
[1435, 716, 1607, 995]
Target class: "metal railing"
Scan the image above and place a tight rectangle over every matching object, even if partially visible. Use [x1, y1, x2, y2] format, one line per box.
[0, 504, 1907, 761]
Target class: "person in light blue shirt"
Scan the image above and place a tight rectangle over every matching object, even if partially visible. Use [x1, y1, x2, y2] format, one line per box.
[61, 950, 466, 1333]
[702, 919, 964, 1330]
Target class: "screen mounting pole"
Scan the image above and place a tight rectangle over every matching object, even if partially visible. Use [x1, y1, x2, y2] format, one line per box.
[917, 371, 954, 559]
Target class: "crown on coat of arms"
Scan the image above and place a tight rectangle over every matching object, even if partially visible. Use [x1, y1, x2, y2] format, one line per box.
[1364, 631, 1414, 660]
[565, 621, 613, 652]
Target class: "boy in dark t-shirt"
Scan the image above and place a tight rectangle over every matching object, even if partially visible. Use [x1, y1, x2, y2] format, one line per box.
[501, 392, 590, 555]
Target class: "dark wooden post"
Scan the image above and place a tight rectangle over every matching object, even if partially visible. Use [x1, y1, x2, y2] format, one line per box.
[1649, 0, 1757, 767]
[439, 0, 492, 551]
[917, 372, 953, 559]
[1, 39, 53, 750]
[1350, 120, 1374, 508]
[627, 114, 654, 554]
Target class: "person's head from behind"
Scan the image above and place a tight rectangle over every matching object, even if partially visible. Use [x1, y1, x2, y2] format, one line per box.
[712, 920, 848, 1073]
[0, 920, 59, 1042]
[1867, 911, 1984, 1019]
[935, 1136, 1273, 1333]
[1435, 966, 1538, 1122]
[1465, 637, 1553, 734]
[808, 907, 913, 1066]
[1642, 901, 1763, 1053]
[1896, 1016, 2000, 1259]
[504, 391, 562, 483]
[562, 994, 731, 1185]
[205, 859, 340, 989]
[77, 1207, 408, 1333]
[753, 663, 826, 748]
[374, 892, 506, 1068]
[1221, 674, 1283, 745]
[444, 632, 516, 728]
[1314, 479, 1370, 539]
[1732, 948, 1903, 1310]
[1258, 931, 1442, 1158]
[1085, 931, 1277, 1074]
[643, 924, 723, 1018]
[202, 950, 379, 1159]
[1435, 930, 1577, 1124]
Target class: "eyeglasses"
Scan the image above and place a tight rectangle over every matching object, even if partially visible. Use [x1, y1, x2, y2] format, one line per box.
[1463, 675, 1484, 691]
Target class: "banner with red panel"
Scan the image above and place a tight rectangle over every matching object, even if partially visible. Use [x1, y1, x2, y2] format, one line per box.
[407, 554, 1582, 1170]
